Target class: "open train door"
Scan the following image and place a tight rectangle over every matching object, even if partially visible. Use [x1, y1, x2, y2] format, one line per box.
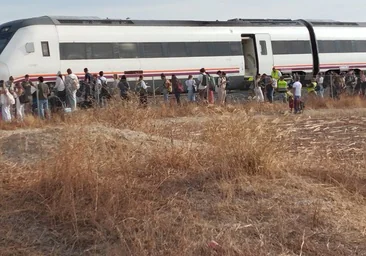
[241, 33, 274, 76]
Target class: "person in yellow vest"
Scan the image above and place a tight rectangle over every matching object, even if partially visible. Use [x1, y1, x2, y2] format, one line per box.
[307, 78, 317, 97]
[277, 76, 288, 102]
[271, 67, 282, 81]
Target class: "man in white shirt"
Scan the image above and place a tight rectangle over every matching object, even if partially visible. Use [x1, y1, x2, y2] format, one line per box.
[65, 68, 79, 111]
[185, 75, 196, 102]
[292, 76, 302, 114]
[54, 71, 66, 102]
[316, 73, 324, 98]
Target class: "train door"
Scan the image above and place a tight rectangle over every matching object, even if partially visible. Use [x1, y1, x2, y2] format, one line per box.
[241, 33, 274, 76]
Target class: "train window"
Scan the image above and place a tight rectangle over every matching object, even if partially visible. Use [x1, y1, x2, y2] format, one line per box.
[318, 41, 338, 53]
[60, 43, 86, 60]
[0, 39, 7, 54]
[230, 42, 242, 55]
[210, 42, 231, 56]
[272, 41, 288, 54]
[41, 41, 50, 57]
[338, 40, 355, 53]
[355, 40, 366, 52]
[118, 43, 139, 58]
[189, 42, 210, 57]
[167, 42, 187, 57]
[259, 41, 267, 55]
[290, 41, 311, 54]
[90, 43, 114, 59]
[142, 43, 164, 58]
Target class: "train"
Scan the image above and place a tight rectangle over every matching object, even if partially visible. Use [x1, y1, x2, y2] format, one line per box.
[1, 16, 366, 91]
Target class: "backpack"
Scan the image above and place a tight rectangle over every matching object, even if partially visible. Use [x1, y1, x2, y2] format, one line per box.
[208, 75, 216, 91]
[201, 74, 208, 86]
[177, 81, 184, 93]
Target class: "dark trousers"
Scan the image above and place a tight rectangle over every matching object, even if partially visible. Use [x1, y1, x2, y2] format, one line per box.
[174, 92, 181, 105]
[266, 88, 274, 103]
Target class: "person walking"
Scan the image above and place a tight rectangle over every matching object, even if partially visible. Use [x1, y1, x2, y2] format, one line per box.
[21, 74, 34, 114]
[54, 71, 66, 103]
[316, 73, 325, 98]
[360, 71, 366, 97]
[306, 78, 318, 98]
[171, 75, 182, 105]
[277, 76, 288, 103]
[65, 68, 79, 111]
[197, 68, 208, 102]
[118, 75, 130, 100]
[136, 75, 148, 107]
[264, 74, 274, 103]
[217, 71, 227, 105]
[0, 81, 15, 122]
[292, 76, 302, 114]
[254, 74, 264, 102]
[36, 76, 50, 119]
[185, 75, 196, 102]
[160, 73, 171, 103]
[14, 83, 25, 121]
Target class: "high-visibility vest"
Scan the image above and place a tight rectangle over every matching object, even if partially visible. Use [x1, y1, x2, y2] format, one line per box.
[271, 70, 280, 80]
[248, 76, 254, 81]
[277, 80, 288, 92]
[307, 82, 317, 93]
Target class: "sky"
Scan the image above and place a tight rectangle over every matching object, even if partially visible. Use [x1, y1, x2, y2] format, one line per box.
[1, 0, 366, 24]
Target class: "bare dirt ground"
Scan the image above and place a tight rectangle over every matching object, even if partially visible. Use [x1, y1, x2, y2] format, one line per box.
[1, 106, 366, 255]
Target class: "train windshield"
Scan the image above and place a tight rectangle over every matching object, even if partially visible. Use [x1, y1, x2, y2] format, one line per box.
[0, 38, 7, 54]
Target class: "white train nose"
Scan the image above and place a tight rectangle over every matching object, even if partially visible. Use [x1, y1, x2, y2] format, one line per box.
[0, 62, 9, 82]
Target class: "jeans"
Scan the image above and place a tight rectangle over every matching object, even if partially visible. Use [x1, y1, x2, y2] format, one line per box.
[319, 85, 324, 98]
[266, 89, 274, 103]
[294, 96, 301, 113]
[38, 99, 49, 119]
[163, 89, 169, 102]
[187, 90, 195, 102]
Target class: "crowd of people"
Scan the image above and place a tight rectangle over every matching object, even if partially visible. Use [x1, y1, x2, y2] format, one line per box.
[0, 67, 231, 122]
[251, 68, 366, 114]
[2, 66, 366, 122]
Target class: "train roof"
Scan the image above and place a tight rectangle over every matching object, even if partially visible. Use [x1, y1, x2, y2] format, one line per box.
[1, 16, 366, 31]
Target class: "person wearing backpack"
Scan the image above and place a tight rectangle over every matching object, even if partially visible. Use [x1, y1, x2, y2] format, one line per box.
[206, 72, 216, 104]
[197, 68, 208, 102]
[136, 75, 149, 107]
[97, 71, 111, 107]
[160, 73, 172, 103]
[65, 68, 80, 111]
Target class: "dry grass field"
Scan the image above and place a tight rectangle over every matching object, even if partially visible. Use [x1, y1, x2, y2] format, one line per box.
[1, 97, 366, 255]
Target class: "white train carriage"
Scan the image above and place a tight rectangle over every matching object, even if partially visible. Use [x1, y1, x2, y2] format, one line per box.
[1, 16, 366, 91]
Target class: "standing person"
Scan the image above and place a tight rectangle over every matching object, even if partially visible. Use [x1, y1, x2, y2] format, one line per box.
[185, 75, 196, 102]
[264, 75, 274, 103]
[316, 73, 325, 98]
[171, 75, 182, 105]
[0, 81, 15, 122]
[360, 71, 366, 97]
[136, 75, 148, 107]
[97, 71, 110, 106]
[254, 74, 264, 102]
[271, 67, 282, 81]
[111, 74, 120, 96]
[217, 71, 227, 105]
[84, 68, 93, 84]
[292, 76, 302, 114]
[36, 77, 50, 119]
[118, 75, 130, 100]
[197, 68, 208, 102]
[65, 68, 79, 111]
[54, 71, 66, 103]
[277, 76, 288, 102]
[14, 83, 25, 121]
[21, 74, 34, 114]
[160, 73, 171, 103]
